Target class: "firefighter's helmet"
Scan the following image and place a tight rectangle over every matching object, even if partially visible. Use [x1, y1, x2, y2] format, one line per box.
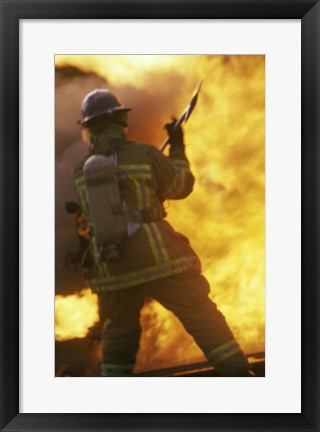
[80, 89, 131, 126]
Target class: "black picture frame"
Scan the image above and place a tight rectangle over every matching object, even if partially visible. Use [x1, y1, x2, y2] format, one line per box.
[1, 1, 319, 431]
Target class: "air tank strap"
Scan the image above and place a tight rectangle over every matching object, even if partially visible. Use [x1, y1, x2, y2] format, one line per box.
[141, 205, 167, 222]
[126, 203, 166, 224]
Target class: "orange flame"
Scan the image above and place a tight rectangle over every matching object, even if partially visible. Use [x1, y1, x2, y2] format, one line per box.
[55, 55, 265, 371]
[55, 289, 99, 341]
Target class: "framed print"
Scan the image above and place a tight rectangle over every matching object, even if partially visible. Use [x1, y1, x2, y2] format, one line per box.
[1, 0, 319, 431]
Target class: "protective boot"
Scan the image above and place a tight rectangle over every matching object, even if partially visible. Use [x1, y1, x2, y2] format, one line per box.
[206, 340, 255, 377]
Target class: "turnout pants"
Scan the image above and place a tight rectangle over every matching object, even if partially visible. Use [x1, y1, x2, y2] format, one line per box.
[98, 271, 249, 376]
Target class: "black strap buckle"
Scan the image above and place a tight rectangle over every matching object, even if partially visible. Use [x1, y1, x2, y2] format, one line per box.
[142, 205, 166, 222]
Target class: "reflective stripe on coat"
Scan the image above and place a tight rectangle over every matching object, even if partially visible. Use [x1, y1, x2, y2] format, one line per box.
[73, 139, 201, 292]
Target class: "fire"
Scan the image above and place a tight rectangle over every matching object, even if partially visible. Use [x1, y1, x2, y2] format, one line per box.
[55, 55, 265, 371]
[55, 289, 99, 341]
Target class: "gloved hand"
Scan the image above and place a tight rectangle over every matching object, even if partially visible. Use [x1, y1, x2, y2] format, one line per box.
[164, 118, 184, 148]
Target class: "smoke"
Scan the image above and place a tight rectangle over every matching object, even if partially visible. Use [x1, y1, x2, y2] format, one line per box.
[115, 72, 186, 145]
[55, 67, 109, 294]
[55, 66, 108, 158]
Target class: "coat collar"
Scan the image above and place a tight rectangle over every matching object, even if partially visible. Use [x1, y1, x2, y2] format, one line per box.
[91, 124, 127, 155]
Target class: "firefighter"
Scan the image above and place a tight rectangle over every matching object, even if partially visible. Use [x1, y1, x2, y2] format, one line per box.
[73, 88, 255, 377]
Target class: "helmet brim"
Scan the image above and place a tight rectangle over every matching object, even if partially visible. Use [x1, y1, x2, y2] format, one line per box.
[79, 106, 132, 126]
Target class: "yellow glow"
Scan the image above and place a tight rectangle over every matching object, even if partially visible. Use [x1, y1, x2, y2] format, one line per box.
[55, 289, 99, 341]
[56, 55, 176, 87]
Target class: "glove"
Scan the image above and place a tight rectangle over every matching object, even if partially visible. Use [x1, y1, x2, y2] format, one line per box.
[164, 118, 184, 148]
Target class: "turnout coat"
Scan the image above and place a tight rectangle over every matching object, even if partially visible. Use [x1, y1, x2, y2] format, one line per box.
[73, 128, 201, 292]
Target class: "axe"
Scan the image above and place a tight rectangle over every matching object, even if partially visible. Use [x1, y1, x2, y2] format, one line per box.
[160, 80, 203, 152]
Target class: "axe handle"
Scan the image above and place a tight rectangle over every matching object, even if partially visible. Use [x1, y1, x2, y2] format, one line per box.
[159, 80, 202, 153]
[160, 137, 170, 153]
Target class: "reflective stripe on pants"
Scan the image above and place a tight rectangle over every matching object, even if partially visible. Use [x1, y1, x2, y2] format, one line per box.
[98, 271, 247, 376]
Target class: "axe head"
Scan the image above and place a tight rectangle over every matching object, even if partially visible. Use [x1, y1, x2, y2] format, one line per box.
[183, 80, 203, 123]
[160, 80, 203, 152]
